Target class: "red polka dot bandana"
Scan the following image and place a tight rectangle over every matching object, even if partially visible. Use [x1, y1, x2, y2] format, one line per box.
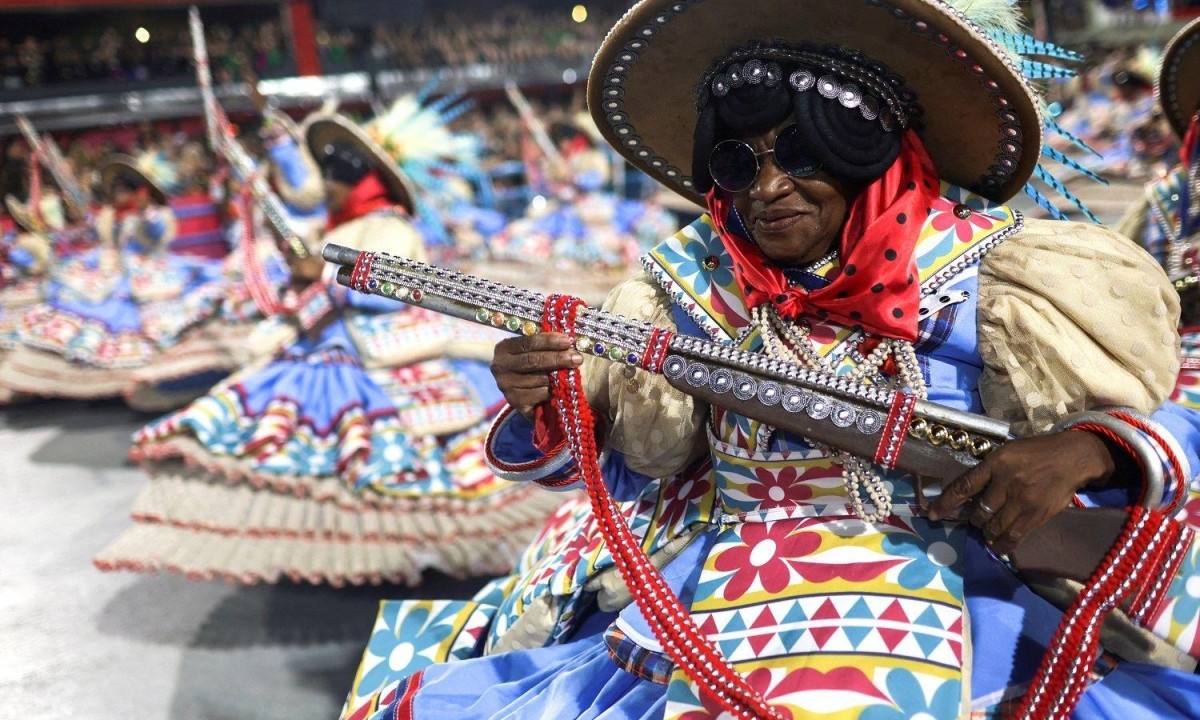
[706, 130, 940, 342]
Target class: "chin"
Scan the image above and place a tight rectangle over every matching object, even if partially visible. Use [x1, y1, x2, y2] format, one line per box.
[755, 235, 825, 266]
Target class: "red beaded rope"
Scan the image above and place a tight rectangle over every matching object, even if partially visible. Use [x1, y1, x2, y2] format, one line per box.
[1104, 409, 1187, 514]
[238, 185, 281, 316]
[1014, 494, 1170, 720]
[541, 294, 784, 720]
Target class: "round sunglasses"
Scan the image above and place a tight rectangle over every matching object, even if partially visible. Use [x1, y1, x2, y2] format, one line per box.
[707, 124, 822, 193]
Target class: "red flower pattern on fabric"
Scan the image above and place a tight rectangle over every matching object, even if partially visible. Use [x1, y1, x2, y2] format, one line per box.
[747, 467, 814, 509]
[713, 521, 823, 601]
[929, 206, 994, 243]
[658, 475, 713, 530]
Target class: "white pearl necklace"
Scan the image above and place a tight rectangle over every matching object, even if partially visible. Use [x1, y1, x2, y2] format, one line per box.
[751, 304, 927, 522]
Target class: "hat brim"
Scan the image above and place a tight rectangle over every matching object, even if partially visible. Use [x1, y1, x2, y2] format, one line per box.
[303, 113, 416, 214]
[588, 0, 1042, 206]
[5, 194, 40, 234]
[1158, 17, 1200, 139]
[100, 155, 169, 205]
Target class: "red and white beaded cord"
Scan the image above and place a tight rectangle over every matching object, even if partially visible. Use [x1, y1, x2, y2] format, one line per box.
[236, 179, 282, 317]
[542, 293, 785, 720]
[1016, 417, 1177, 720]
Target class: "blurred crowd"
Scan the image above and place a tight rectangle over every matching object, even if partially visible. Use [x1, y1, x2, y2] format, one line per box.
[1, 121, 218, 206]
[317, 4, 622, 73]
[1046, 43, 1179, 179]
[0, 20, 291, 91]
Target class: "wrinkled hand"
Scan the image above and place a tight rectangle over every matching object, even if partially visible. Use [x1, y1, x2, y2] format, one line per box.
[490, 333, 583, 420]
[927, 431, 1117, 555]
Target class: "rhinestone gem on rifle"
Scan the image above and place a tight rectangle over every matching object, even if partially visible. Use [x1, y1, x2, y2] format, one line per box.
[758, 382, 782, 406]
[831, 403, 857, 427]
[807, 397, 832, 419]
[732, 376, 758, 400]
[857, 411, 883, 434]
[686, 364, 711, 387]
[782, 389, 808, 412]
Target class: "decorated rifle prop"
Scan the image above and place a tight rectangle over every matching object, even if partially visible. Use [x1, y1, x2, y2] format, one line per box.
[322, 243, 1169, 587]
[188, 7, 308, 259]
[504, 81, 567, 170]
[189, 6, 220, 150]
[15, 115, 88, 212]
[210, 103, 310, 260]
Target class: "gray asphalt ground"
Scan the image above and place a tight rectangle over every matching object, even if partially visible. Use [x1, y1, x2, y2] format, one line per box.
[0, 175, 1141, 720]
[0, 399, 488, 720]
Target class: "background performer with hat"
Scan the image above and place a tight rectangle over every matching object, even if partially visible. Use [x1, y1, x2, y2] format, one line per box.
[95, 97, 563, 588]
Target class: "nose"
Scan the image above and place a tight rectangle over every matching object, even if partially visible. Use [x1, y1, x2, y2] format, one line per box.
[747, 153, 791, 204]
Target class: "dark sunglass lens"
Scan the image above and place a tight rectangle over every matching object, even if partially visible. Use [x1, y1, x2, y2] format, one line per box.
[708, 140, 759, 192]
[774, 126, 820, 177]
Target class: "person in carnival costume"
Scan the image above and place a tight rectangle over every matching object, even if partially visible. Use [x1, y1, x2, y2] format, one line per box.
[0, 152, 232, 402]
[487, 107, 677, 277]
[122, 105, 326, 412]
[95, 99, 565, 587]
[339, 1, 1200, 719]
[0, 190, 75, 405]
[0, 148, 98, 375]
[1119, 17, 1200, 411]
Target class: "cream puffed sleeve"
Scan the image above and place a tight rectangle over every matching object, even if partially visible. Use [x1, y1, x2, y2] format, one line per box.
[321, 212, 427, 260]
[582, 271, 709, 477]
[976, 217, 1181, 435]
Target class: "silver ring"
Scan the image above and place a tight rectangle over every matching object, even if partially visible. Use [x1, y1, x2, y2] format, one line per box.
[977, 501, 998, 516]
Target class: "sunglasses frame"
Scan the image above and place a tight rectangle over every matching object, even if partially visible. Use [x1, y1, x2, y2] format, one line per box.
[707, 124, 822, 193]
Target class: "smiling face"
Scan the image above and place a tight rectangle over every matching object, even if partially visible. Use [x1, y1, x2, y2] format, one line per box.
[729, 120, 856, 267]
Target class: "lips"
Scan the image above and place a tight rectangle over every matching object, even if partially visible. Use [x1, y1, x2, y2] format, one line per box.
[754, 207, 806, 234]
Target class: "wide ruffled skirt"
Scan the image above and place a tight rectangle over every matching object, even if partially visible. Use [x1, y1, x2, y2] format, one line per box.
[0, 276, 44, 404]
[95, 345, 563, 585]
[0, 252, 226, 401]
[346, 623, 1200, 720]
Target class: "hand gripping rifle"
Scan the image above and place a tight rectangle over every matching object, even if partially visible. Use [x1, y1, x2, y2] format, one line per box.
[322, 243, 1166, 588]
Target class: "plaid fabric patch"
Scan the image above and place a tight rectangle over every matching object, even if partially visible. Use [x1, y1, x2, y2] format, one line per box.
[604, 625, 675, 685]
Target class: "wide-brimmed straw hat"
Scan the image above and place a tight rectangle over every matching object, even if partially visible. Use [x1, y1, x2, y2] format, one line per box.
[100, 154, 172, 205]
[303, 113, 417, 213]
[588, 0, 1044, 206]
[1158, 17, 1200, 139]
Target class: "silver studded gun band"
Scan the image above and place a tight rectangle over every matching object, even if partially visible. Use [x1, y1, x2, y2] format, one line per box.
[324, 243, 1014, 481]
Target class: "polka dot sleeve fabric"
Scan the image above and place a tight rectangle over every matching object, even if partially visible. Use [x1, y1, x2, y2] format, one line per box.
[976, 217, 1181, 436]
[583, 273, 708, 478]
